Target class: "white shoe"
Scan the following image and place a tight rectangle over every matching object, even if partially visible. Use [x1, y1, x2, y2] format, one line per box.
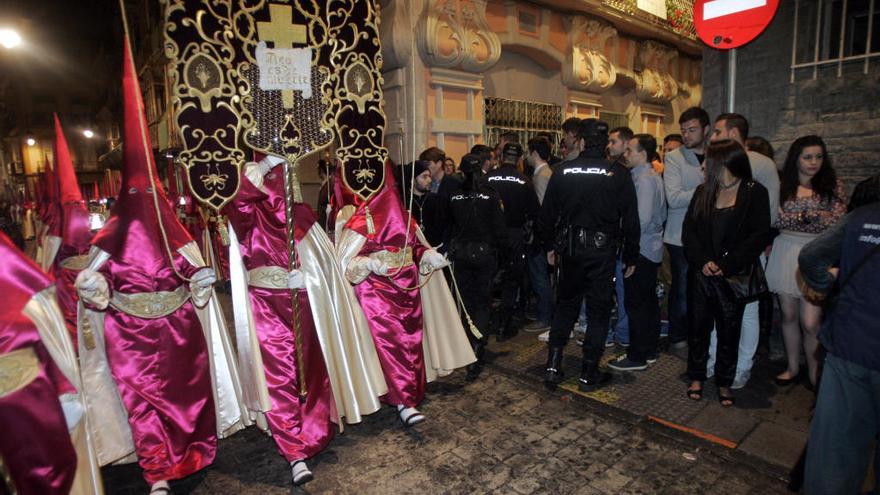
[150, 481, 171, 494]
[538, 330, 573, 343]
[397, 405, 425, 427]
[291, 460, 313, 486]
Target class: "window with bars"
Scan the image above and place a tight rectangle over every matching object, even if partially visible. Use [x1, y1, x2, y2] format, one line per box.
[791, 0, 880, 80]
[599, 111, 630, 132]
[484, 97, 563, 155]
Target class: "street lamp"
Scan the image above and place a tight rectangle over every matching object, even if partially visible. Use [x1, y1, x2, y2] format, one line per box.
[0, 29, 21, 49]
[26, 137, 36, 146]
[83, 129, 94, 139]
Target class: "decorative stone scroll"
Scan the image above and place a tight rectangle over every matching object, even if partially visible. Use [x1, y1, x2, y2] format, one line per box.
[417, 0, 502, 73]
[562, 16, 618, 94]
[635, 40, 679, 104]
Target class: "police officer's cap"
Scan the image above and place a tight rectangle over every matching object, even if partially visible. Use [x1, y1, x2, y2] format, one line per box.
[459, 153, 482, 175]
[501, 142, 524, 164]
[577, 119, 610, 148]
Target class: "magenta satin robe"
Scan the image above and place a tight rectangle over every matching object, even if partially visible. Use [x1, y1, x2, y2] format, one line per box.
[0, 235, 77, 495]
[225, 169, 334, 462]
[54, 203, 94, 345]
[97, 255, 216, 483]
[344, 184, 427, 408]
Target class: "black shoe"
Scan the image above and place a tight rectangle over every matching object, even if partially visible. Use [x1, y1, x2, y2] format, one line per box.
[578, 370, 612, 392]
[607, 356, 648, 371]
[775, 372, 799, 387]
[465, 362, 483, 381]
[544, 346, 565, 385]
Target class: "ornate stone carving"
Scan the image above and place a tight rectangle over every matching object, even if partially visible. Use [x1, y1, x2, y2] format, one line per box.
[562, 16, 617, 94]
[635, 40, 679, 104]
[417, 0, 501, 73]
[379, 0, 413, 71]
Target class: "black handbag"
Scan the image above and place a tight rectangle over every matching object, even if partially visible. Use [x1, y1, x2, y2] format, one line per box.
[725, 260, 768, 302]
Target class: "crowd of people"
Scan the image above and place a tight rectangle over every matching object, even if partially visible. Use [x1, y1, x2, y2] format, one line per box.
[390, 106, 875, 409]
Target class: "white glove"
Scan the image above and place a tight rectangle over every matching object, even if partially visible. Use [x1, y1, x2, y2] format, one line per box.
[288, 269, 305, 289]
[189, 268, 216, 308]
[419, 249, 449, 275]
[191, 268, 217, 289]
[258, 155, 286, 176]
[367, 257, 390, 276]
[59, 394, 84, 431]
[75, 269, 109, 310]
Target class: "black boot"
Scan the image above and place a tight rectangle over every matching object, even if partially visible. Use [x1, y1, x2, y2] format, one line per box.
[496, 319, 518, 342]
[578, 359, 611, 392]
[544, 346, 565, 386]
[466, 340, 486, 381]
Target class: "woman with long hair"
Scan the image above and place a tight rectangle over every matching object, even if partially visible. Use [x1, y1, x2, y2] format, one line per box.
[683, 140, 771, 407]
[447, 153, 506, 380]
[767, 136, 846, 388]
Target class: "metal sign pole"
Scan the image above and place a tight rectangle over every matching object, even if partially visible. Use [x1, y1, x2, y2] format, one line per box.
[727, 47, 737, 112]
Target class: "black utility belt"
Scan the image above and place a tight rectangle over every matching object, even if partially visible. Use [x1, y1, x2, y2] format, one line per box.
[556, 226, 617, 252]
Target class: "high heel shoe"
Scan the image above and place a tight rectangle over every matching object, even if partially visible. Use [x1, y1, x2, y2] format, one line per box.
[775, 372, 799, 387]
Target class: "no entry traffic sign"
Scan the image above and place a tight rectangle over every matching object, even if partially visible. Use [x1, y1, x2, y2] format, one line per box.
[694, 0, 779, 49]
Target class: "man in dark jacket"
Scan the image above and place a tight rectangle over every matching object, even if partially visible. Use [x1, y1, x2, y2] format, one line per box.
[539, 119, 639, 392]
[486, 143, 541, 340]
[799, 203, 880, 495]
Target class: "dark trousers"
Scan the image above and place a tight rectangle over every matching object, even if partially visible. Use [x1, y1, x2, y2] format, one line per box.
[687, 271, 745, 387]
[805, 354, 880, 495]
[548, 244, 616, 365]
[666, 244, 689, 344]
[498, 233, 527, 326]
[624, 255, 661, 363]
[452, 256, 496, 347]
[527, 248, 554, 324]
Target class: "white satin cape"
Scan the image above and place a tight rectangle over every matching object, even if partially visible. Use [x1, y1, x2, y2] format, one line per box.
[227, 220, 386, 430]
[76, 243, 249, 467]
[334, 206, 476, 381]
[24, 286, 104, 494]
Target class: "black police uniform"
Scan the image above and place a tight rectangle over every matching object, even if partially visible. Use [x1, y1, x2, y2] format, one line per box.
[539, 120, 640, 391]
[486, 146, 541, 339]
[448, 155, 507, 379]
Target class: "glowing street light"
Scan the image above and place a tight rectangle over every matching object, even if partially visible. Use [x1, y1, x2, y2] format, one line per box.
[0, 29, 22, 49]
[83, 129, 94, 139]
[26, 137, 36, 146]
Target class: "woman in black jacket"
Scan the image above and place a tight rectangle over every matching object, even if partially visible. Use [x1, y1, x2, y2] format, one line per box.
[682, 139, 771, 407]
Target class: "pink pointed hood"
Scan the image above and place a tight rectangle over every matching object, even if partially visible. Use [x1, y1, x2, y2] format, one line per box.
[91, 37, 192, 269]
[53, 114, 93, 254]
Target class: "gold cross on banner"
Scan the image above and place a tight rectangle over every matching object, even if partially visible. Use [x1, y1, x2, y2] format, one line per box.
[256, 3, 307, 108]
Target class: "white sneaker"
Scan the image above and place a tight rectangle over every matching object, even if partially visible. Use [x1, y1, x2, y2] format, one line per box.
[538, 330, 573, 342]
[291, 460, 313, 486]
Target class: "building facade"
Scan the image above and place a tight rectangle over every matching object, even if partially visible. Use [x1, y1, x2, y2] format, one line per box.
[379, 0, 703, 164]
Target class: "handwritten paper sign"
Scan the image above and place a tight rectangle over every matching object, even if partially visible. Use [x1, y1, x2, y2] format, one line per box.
[255, 42, 312, 99]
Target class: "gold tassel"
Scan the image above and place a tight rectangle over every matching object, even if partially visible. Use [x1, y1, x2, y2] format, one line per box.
[365, 206, 375, 235]
[82, 317, 96, 350]
[216, 215, 230, 246]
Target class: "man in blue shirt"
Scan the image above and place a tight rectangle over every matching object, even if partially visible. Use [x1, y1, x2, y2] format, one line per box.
[609, 134, 667, 371]
[799, 203, 880, 494]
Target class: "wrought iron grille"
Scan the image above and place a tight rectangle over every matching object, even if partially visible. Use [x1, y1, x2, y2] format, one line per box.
[603, 0, 696, 40]
[484, 97, 563, 153]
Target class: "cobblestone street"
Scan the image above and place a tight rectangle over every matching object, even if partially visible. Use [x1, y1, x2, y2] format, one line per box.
[103, 366, 788, 494]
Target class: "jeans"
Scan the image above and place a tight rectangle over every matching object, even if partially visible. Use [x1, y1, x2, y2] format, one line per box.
[549, 243, 616, 366]
[707, 254, 767, 385]
[624, 256, 660, 363]
[610, 258, 630, 344]
[707, 301, 759, 384]
[805, 354, 880, 495]
[527, 248, 553, 324]
[666, 244, 689, 344]
[687, 271, 745, 387]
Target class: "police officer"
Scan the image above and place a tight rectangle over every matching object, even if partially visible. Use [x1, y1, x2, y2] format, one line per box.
[486, 143, 541, 341]
[539, 119, 640, 391]
[448, 153, 507, 380]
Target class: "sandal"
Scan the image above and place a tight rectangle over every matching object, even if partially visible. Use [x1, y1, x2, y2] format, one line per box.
[397, 406, 425, 427]
[718, 391, 735, 408]
[686, 383, 703, 401]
